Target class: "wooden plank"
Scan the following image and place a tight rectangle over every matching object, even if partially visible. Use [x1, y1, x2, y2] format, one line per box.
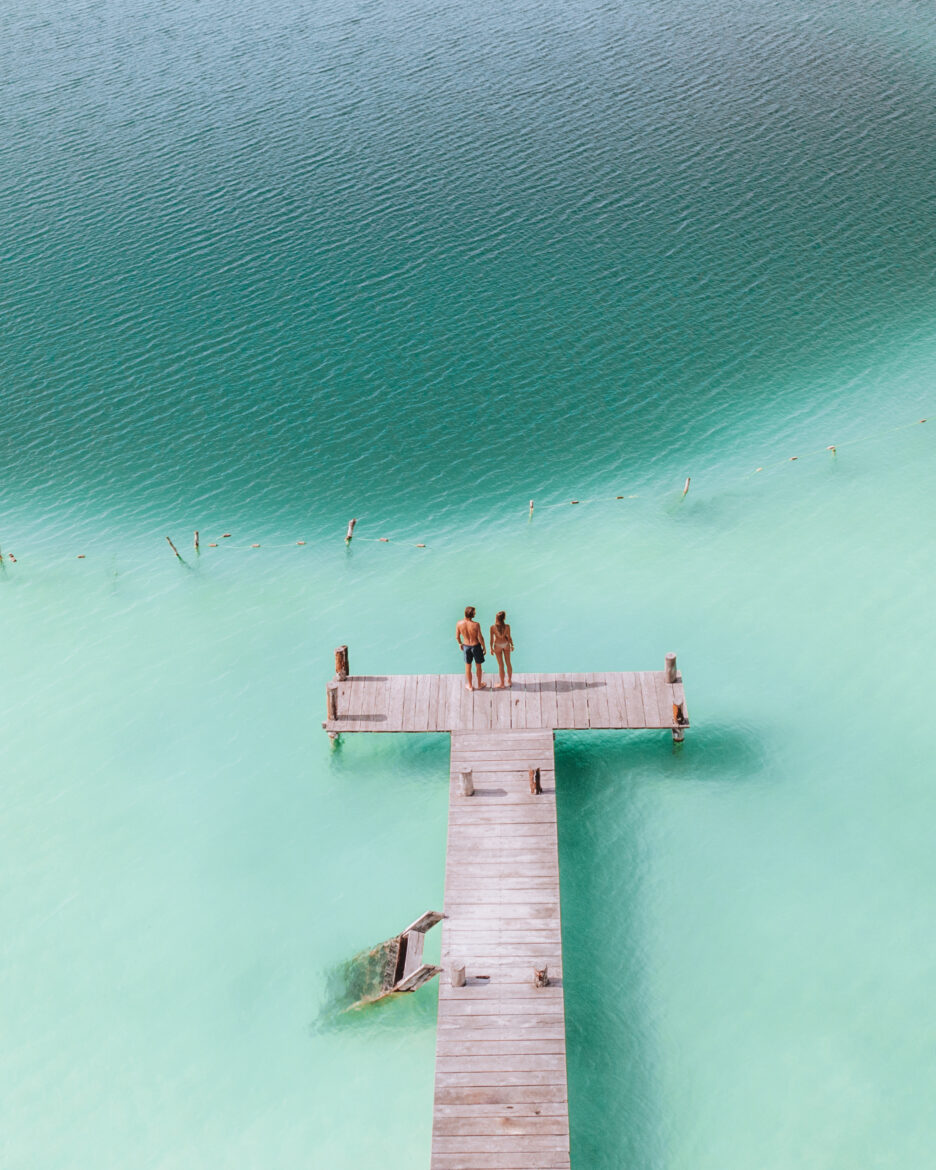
[401, 673, 418, 731]
[523, 676, 543, 729]
[386, 674, 406, 730]
[655, 672, 675, 729]
[428, 673, 446, 732]
[413, 673, 433, 731]
[554, 673, 574, 730]
[363, 675, 390, 730]
[569, 673, 588, 729]
[453, 675, 474, 732]
[471, 687, 493, 732]
[622, 670, 644, 728]
[509, 679, 527, 730]
[638, 671, 663, 727]
[433, 729, 567, 1170]
[604, 671, 629, 729]
[538, 677, 558, 729]
[492, 688, 512, 731]
[585, 672, 611, 728]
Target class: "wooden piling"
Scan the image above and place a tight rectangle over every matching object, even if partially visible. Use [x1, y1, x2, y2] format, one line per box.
[327, 682, 339, 722]
[665, 652, 677, 683]
[334, 645, 349, 681]
[345, 518, 357, 544]
[450, 963, 466, 988]
[533, 964, 549, 988]
[194, 530, 200, 553]
[682, 476, 691, 497]
[529, 766, 542, 794]
[459, 769, 474, 797]
[165, 536, 183, 561]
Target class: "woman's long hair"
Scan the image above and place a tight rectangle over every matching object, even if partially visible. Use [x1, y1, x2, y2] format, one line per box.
[494, 610, 507, 632]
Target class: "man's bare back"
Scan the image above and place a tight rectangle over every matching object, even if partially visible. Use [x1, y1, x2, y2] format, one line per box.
[456, 606, 487, 690]
[456, 617, 482, 647]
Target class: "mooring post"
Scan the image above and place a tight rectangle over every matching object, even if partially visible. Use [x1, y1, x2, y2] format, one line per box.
[334, 645, 349, 680]
[533, 965, 549, 988]
[528, 767, 542, 795]
[459, 770, 474, 797]
[451, 963, 466, 988]
[193, 530, 200, 554]
[165, 536, 183, 561]
[327, 682, 338, 722]
[664, 652, 678, 683]
[345, 518, 357, 544]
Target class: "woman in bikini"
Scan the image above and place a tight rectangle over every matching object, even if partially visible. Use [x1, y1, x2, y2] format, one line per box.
[489, 611, 514, 689]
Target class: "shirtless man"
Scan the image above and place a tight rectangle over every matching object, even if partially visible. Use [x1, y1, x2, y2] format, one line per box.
[456, 605, 487, 691]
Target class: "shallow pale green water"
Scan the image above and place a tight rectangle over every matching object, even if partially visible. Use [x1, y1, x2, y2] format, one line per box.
[2, 0, 936, 1167]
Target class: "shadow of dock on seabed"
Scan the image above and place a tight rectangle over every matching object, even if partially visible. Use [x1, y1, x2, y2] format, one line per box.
[554, 723, 771, 1169]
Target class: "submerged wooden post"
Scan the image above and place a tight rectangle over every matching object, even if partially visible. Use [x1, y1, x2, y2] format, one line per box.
[665, 652, 677, 683]
[451, 963, 466, 988]
[459, 769, 474, 797]
[165, 536, 183, 561]
[345, 518, 357, 544]
[193, 530, 200, 554]
[533, 964, 549, 988]
[682, 477, 691, 498]
[327, 682, 338, 722]
[529, 766, 542, 795]
[335, 645, 349, 680]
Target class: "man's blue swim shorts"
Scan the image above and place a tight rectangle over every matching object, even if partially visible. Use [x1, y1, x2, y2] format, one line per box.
[462, 644, 485, 665]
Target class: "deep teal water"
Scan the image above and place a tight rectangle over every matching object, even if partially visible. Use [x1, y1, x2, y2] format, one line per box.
[2, 1, 936, 1166]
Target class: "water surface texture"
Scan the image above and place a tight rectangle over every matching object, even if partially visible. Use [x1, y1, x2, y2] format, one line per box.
[2, 1, 935, 1167]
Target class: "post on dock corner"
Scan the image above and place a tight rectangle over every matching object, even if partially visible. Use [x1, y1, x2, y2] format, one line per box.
[335, 645, 349, 681]
[665, 652, 678, 683]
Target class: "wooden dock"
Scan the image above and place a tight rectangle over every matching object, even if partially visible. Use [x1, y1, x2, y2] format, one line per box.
[325, 670, 688, 735]
[434, 729, 568, 1169]
[324, 656, 688, 1169]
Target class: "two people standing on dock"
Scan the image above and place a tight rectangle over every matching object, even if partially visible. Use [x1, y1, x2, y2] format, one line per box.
[456, 606, 514, 691]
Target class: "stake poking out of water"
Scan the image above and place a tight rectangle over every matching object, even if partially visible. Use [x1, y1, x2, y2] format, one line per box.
[682, 477, 691, 498]
[345, 518, 357, 544]
[165, 536, 183, 561]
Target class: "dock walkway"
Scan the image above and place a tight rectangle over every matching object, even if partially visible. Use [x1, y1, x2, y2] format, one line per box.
[323, 658, 688, 1169]
[325, 670, 687, 735]
[433, 729, 568, 1169]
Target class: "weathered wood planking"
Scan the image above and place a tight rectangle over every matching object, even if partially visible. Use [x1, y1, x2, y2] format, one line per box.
[324, 671, 688, 734]
[323, 662, 690, 1167]
[432, 729, 569, 1170]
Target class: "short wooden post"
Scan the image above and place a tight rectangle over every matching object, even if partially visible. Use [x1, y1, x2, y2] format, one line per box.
[529, 767, 542, 795]
[165, 536, 183, 561]
[345, 518, 357, 544]
[326, 682, 338, 722]
[193, 530, 200, 553]
[459, 770, 474, 797]
[682, 477, 691, 497]
[665, 653, 677, 683]
[533, 965, 549, 988]
[451, 964, 466, 988]
[334, 645, 349, 680]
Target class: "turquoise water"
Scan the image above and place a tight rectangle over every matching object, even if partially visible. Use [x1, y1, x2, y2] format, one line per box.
[2, 0, 936, 1166]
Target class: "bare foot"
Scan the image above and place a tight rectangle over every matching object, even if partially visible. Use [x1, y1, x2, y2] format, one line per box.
[507, 679, 513, 688]
[465, 684, 473, 692]
[494, 682, 504, 689]
[476, 682, 488, 690]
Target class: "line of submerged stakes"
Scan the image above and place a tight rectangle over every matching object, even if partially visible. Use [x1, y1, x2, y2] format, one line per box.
[0, 417, 927, 566]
